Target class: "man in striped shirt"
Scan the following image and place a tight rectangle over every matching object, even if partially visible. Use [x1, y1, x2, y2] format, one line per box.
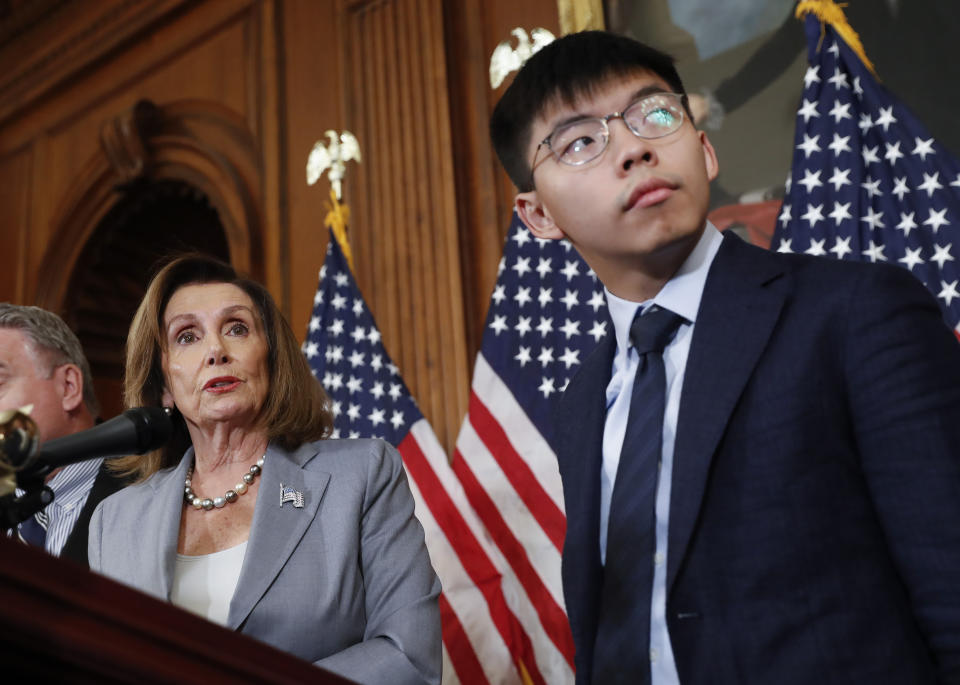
[0, 304, 125, 566]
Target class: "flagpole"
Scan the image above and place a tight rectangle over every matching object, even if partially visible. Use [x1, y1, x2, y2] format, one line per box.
[324, 187, 354, 272]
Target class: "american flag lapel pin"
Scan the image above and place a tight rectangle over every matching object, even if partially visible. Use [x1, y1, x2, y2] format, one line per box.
[280, 483, 305, 508]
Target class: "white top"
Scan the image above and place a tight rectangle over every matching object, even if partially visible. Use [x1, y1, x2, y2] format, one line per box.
[170, 540, 248, 626]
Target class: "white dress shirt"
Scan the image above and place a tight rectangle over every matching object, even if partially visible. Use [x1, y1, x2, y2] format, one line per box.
[600, 224, 722, 683]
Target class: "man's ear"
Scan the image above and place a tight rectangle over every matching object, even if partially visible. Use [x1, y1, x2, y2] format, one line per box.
[58, 363, 85, 413]
[515, 192, 565, 241]
[699, 130, 720, 182]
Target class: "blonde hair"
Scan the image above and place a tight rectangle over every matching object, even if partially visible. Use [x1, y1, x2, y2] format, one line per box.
[113, 254, 333, 481]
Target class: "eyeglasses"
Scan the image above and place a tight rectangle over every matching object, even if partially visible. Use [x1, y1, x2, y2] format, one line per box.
[531, 91, 687, 178]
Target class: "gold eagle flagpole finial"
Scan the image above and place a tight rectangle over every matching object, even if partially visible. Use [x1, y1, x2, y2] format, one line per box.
[306, 130, 362, 271]
[489, 27, 556, 89]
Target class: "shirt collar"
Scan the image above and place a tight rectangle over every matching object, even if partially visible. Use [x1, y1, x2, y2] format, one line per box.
[605, 222, 723, 355]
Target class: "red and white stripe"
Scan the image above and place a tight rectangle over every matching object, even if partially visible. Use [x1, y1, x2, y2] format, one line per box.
[401, 419, 533, 684]
[450, 354, 575, 684]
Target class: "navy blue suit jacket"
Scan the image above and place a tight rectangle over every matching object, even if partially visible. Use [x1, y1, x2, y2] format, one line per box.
[555, 232, 960, 684]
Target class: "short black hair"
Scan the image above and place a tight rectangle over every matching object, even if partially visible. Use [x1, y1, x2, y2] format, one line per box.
[490, 31, 688, 192]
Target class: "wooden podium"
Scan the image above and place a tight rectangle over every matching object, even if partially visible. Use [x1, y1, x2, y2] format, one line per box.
[0, 536, 354, 683]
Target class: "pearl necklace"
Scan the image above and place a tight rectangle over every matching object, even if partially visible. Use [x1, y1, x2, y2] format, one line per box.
[184, 454, 266, 511]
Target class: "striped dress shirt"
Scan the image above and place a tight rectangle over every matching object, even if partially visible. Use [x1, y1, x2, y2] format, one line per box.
[17, 458, 103, 556]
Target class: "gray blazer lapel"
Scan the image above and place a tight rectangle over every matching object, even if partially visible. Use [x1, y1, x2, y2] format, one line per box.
[667, 234, 787, 592]
[144, 450, 194, 599]
[227, 442, 330, 629]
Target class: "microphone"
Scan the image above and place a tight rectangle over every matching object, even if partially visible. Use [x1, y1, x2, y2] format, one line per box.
[18, 407, 173, 480]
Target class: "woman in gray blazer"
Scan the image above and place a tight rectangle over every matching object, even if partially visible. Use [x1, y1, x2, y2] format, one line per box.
[88, 254, 441, 685]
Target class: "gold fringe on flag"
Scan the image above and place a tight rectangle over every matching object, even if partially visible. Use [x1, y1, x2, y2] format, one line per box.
[324, 187, 354, 272]
[795, 0, 878, 78]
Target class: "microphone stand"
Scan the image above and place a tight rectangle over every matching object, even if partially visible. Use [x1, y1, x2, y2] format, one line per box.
[0, 477, 54, 531]
[0, 408, 48, 533]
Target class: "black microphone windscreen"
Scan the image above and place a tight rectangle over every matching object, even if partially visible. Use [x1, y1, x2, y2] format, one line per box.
[123, 406, 174, 453]
[28, 407, 173, 473]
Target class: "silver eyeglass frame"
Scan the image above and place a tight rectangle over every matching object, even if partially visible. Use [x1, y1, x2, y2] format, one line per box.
[528, 91, 688, 187]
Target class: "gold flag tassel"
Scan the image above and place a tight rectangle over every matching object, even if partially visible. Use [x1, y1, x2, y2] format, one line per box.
[795, 0, 878, 78]
[324, 187, 355, 272]
[306, 129, 361, 272]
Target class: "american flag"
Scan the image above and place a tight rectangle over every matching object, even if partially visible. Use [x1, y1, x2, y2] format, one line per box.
[305, 230, 551, 684]
[452, 211, 615, 684]
[773, 10, 960, 339]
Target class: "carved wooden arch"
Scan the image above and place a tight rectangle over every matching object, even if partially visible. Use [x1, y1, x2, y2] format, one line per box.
[35, 98, 264, 312]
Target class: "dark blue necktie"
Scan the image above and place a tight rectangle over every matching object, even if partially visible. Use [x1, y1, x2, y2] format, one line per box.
[592, 306, 685, 684]
[18, 512, 47, 549]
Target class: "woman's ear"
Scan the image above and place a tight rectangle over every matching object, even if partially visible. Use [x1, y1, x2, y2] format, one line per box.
[515, 192, 565, 241]
[161, 387, 174, 409]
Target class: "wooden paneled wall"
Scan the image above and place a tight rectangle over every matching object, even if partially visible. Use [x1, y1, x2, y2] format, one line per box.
[340, 0, 468, 450]
[0, 0, 281, 417]
[0, 0, 561, 453]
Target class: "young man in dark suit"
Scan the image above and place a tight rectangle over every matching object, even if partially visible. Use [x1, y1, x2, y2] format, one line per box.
[490, 31, 960, 684]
